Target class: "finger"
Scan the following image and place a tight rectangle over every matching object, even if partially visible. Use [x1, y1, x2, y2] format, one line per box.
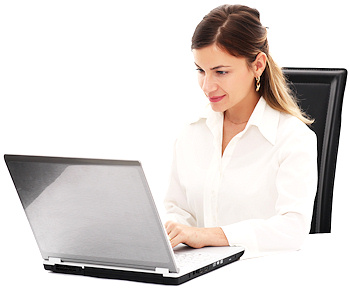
[167, 226, 179, 241]
[164, 221, 175, 234]
[167, 226, 181, 246]
[170, 234, 182, 248]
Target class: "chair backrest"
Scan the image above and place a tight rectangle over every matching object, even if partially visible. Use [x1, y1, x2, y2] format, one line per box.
[282, 68, 347, 233]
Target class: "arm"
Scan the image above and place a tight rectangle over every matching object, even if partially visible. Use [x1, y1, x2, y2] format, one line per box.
[164, 139, 197, 227]
[221, 127, 318, 255]
[164, 119, 317, 254]
[164, 139, 228, 248]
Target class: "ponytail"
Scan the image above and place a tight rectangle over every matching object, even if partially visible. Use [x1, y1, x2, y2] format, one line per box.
[262, 55, 314, 125]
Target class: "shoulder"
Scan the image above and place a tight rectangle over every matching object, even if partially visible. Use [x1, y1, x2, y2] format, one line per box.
[278, 113, 315, 139]
[175, 117, 207, 148]
[176, 105, 215, 143]
[276, 112, 317, 155]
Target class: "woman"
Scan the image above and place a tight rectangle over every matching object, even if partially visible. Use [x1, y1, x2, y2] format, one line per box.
[164, 4, 317, 256]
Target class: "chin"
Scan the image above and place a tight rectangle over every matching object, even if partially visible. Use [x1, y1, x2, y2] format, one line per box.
[209, 102, 226, 113]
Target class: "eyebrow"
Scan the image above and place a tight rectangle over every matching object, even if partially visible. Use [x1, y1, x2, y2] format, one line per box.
[194, 63, 231, 70]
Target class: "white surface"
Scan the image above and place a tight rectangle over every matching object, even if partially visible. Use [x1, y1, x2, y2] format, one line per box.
[0, 1, 349, 289]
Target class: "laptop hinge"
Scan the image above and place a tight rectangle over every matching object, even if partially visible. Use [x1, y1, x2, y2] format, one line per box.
[155, 267, 170, 275]
[47, 257, 62, 265]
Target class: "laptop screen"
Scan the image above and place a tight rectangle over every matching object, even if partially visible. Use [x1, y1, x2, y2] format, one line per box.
[5, 155, 177, 273]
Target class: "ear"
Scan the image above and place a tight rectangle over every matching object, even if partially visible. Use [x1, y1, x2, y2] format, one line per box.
[253, 52, 267, 77]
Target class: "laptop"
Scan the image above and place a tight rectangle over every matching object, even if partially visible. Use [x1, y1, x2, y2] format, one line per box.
[4, 154, 244, 285]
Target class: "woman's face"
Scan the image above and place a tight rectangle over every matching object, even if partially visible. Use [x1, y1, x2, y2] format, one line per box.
[193, 44, 257, 113]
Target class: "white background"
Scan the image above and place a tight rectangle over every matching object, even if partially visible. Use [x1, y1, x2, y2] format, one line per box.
[0, 0, 349, 285]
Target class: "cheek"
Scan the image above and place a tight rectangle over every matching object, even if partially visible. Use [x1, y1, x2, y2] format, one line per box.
[223, 75, 251, 97]
[221, 77, 236, 94]
[233, 73, 254, 93]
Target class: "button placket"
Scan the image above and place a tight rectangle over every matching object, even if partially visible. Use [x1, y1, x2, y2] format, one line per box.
[203, 154, 221, 227]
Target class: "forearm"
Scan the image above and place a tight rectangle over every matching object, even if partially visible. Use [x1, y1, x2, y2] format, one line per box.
[200, 227, 229, 247]
[221, 212, 312, 255]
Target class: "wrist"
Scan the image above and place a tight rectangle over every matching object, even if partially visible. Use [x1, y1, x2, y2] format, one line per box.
[202, 227, 229, 247]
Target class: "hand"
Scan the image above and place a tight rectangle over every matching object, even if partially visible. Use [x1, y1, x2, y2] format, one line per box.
[164, 221, 229, 248]
[164, 221, 206, 248]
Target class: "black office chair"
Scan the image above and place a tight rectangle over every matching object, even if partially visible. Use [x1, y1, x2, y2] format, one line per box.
[282, 68, 347, 234]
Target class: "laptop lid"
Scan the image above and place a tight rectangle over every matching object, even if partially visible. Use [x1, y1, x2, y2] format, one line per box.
[4, 154, 178, 273]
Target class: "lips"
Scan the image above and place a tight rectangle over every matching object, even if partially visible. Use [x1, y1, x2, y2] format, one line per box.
[209, 95, 225, 103]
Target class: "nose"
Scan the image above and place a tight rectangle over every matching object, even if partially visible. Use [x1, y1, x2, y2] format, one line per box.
[200, 73, 218, 95]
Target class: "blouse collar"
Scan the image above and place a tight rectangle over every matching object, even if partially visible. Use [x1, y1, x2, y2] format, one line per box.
[192, 97, 280, 146]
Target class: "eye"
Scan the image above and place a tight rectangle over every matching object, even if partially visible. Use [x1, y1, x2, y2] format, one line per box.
[216, 71, 228, 75]
[196, 68, 205, 74]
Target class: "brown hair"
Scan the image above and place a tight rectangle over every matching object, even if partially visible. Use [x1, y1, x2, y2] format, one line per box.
[192, 4, 313, 125]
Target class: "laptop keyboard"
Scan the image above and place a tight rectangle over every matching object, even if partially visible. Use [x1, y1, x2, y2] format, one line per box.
[175, 252, 215, 268]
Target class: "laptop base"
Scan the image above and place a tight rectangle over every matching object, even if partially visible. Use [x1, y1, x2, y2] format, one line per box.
[44, 251, 244, 285]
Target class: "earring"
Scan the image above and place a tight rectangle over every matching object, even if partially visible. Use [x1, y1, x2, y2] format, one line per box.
[255, 76, 261, 92]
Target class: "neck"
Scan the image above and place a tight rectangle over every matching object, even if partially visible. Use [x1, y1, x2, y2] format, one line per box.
[224, 92, 260, 124]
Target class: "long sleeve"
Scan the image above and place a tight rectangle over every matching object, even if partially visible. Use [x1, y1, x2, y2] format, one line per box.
[164, 139, 197, 227]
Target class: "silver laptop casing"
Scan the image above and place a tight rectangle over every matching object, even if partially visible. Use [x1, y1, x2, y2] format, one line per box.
[4, 154, 244, 284]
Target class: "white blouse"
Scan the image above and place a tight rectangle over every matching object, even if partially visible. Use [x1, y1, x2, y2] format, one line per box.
[164, 97, 318, 256]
